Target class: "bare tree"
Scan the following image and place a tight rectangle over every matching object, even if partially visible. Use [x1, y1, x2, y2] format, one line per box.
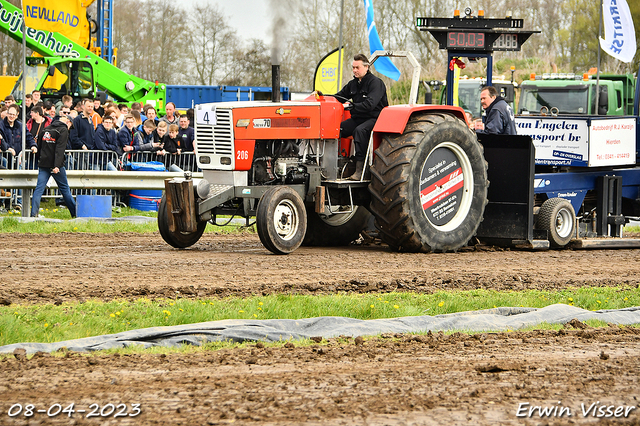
[187, 3, 238, 86]
[222, 38, 272, 87]
[0, 0, 31, 77]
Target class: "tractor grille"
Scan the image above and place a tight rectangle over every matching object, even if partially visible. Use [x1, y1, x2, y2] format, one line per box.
[195, 108, 233, 156]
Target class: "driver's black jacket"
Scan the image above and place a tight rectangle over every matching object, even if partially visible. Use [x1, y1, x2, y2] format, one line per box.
[335, 70, 388, 120]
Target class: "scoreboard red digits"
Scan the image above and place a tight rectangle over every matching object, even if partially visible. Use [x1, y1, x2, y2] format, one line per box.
[446, 32, 485, 49]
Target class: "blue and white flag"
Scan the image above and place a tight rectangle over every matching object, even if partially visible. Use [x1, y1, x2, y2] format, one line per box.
[599, 0, 636, 63]
[363, 0, 400, 81]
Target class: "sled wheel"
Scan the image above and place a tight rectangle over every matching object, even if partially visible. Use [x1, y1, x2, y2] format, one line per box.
[158, 194, 206, 248]
[536, 197, 575, 247]
[303, 205, 371, 246]
[369, 112, 489, 252]
[256, 187, 307, 254]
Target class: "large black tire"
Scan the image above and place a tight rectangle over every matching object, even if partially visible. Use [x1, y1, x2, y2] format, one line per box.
[158, 194, 206, 248]
[369, 113, 488, 252]
[256, 186, 307, 254]
[536, 197, 575, 247]
[303, 205, 371, 246]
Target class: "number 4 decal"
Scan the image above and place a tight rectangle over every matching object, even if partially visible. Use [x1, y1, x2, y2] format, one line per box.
[196, 108, 217, 126]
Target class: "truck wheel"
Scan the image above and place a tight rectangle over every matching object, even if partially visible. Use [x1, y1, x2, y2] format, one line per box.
[303, 205, 371, 246]
[536, 198, 575, 247]
[256, 186, 307, 254]
[369, 112, 488, 252]
[158, 194, 206, 248]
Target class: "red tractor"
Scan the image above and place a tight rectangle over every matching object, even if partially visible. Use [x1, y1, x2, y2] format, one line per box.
[159, 52, 489, 254]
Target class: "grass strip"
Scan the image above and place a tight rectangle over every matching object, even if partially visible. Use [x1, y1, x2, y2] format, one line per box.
[1, 287, 638, 346]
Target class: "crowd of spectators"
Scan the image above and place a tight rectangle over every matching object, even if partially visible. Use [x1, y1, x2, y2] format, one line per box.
[0, 90, 196, 171]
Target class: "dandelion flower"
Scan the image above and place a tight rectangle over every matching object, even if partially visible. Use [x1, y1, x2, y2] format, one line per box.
[568, 297, 573, 302]
[254, 314, 258, 318]
[438, 301, 444, 307]
[258, 302, 263, 306]
[44, 323, 48, 328]
[370, 304, 375, 309]
[110, 313, 115, 318]
[624, 297, 629, 301]
[393, 305, 399, 309]
[239, 310, 244, 313]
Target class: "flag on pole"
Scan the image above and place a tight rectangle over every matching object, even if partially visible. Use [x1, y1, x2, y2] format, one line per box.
[363, 0, 400, 81]
[599, 0, 637, 63]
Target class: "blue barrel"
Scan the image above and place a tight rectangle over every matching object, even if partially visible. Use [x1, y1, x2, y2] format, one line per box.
[76, 195, 112, 218]
[129, 162, 165, 212]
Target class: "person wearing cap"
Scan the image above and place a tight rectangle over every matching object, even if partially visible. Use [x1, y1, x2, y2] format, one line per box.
[30, 114, 76, 218]
[334, 53, 388, 180]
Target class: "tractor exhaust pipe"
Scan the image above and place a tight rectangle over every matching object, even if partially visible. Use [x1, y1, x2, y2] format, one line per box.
[272, 64, 281, 102]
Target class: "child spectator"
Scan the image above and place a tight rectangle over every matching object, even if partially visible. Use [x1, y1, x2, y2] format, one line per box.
[95, 114, 119, 153]
[135, 119, 162, 152]
[131, 109, 142, 127]
[93, 97, 105, 117]
[162, 124, 181, 154]
[24, 94, 33, 115]
[153, 121, 167, 156]
[118, 114, 137, 155]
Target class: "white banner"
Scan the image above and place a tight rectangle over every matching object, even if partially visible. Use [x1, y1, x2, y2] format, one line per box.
[599, 0, 637, 63]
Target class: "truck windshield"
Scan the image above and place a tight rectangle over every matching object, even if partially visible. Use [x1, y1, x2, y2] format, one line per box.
[457, 84, 483, 119]
[10, 61, 94, 101]
[10, 63, 48, 100]
[518, 86, 589, 114]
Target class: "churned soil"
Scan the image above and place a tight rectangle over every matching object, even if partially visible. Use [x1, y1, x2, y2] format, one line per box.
[1, 232, 640, 425]
[0, 232, 639, 304]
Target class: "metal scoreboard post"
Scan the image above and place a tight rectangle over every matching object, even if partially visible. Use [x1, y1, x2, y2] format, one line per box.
[416, 14, 539, 106]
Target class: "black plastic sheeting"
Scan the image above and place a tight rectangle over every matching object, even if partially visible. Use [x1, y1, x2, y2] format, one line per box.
[2, 304, 640, 354]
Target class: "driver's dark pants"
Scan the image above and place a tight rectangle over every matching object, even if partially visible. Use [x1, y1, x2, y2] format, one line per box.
[340, 117, 377, 161]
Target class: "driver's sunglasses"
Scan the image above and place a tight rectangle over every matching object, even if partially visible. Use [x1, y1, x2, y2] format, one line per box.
[60, 110, 71, 115]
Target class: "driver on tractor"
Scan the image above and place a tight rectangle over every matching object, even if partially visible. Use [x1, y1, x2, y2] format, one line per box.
[335, 53, 388, 180]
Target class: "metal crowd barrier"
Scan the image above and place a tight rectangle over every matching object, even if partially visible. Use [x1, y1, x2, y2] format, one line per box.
[0, 149, 200, 214]
[120, 151, 199, 173]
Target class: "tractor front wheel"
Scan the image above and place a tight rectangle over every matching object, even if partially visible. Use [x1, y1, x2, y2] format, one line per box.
[256, 186, 307, 254]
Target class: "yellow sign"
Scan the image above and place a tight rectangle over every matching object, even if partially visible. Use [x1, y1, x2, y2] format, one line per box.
[22, 0, 90, 47]
[314, 48, 345, 95]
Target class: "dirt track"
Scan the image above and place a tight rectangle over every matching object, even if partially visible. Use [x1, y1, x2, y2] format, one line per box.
[1, 232, 640, 425]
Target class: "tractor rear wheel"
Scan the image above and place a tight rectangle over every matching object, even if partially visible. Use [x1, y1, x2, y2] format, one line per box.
[369, 112, 488, 252]
[256, 186, 307, 254]
[158, 194, 206, 248]
[303, 205, 371, 246]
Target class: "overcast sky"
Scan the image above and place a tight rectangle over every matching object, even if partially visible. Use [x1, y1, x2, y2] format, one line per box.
[182, 0, 272, 43]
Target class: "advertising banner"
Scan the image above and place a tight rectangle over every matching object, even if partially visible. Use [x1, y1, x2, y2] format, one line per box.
[516, 117, 589, 166]
[588, 118, 636, 166]
[23, 0, 89, 47]
[313, 47, 344, 94]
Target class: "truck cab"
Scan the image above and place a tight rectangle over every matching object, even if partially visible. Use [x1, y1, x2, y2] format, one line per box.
[11, 56, 101, 104]
[518, 73, 635, 116]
